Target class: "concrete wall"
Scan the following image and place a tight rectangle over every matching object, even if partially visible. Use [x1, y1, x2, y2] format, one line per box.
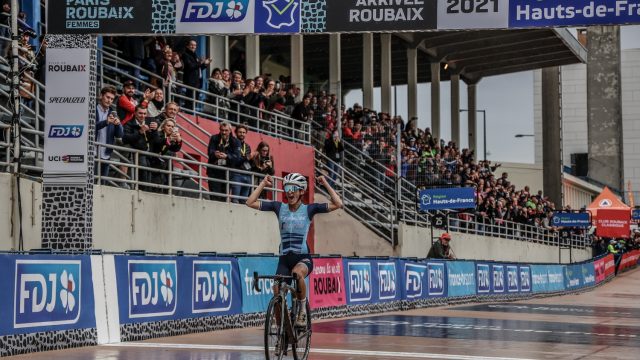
[498, 162, 544, 194]
[0, 173, 43, 251]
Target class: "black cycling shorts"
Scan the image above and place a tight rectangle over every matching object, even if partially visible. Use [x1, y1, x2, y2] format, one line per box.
[276, 253, 314, 279]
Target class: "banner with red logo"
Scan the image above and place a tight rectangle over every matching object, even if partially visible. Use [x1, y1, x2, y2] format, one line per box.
[618, 250, 640, 273]
[595, 210, 630, 238]
[604, 254, 616, 278]
[309, 258, 346, 309]
[594, 257, 606, 283]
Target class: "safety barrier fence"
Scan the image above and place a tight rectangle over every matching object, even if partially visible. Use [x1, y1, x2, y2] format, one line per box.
[1, 250, 636, 356]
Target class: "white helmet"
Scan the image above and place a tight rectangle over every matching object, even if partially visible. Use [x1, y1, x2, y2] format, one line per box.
[283, 173, 307, 191]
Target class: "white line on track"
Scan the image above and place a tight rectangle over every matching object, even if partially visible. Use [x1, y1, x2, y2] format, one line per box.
[104, 342, 538, 360]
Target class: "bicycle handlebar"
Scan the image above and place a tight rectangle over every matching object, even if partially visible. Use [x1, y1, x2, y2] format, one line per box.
[253, 271, 298, 293]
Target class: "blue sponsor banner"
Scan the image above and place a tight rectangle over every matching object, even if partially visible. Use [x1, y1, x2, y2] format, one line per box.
[447, 261, 476, 297]
[0, 254, 96, 336]
[377, 261, 401, 302]
[418, 187, 475, 211]
[531, 265, 566, 293]
[564, 264, 583, 290]
[115, 256, 242, 324]
[506, 265, 520, 293]
[426, 260, 447, 298]
[476, 263, 491, 294]
[344, 259, 376, 305]
[632, 209, 640, 220]
[402, 260, 428, 300]
[519, 266, 531, 293]
[492, 264, 506, 294]
[237, 257, 278, 313]
[509, 0, 640, 28]
[255, 0, 301, 33]
[581, 262, 596, 287]
[551, 212, 591, 228]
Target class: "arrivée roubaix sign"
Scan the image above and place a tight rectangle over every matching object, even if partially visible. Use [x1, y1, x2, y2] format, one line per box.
[43, 48, 91, 184]
[326, 0, 437, 32]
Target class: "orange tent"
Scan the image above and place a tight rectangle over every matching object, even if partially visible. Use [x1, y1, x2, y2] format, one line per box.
[586, 186, 630, 219]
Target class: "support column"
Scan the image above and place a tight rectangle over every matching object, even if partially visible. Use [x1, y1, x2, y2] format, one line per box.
[587, 26, 624, 193]
[41, 35, 97, 250]
[430, 62, 441, 139]
[329, 34, 341, 98]
[380, 34, 392, 114]
[291, 35, 304, 101]
[363, 33, 374, 109]
[245, 35, 260, 79]
[467, 83, 477, 155]
[208, 35, 229, 71]
[542, 67, 563, 207]
[450, 74, 461, 147]
[407, 48, 418, 122]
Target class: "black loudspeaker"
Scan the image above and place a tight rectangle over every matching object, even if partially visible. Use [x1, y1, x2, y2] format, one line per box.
[571, 153, 588, 177]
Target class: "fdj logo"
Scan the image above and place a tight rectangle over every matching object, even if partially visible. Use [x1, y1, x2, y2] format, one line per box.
[405, 263, 426, 299]
[519, 267, 531, 292]
[476, 264, 490, 293]
[193, 261, 233, 313]
[492, 265, 505, 293]
[181, 0, 249, 22]
[48, 125, 84, 138]
[129, 261, 177, 318]
[348, 262, 371, 302]
[15, 260, 81, 328]
[507, 266, 519, 293]
[378, 262, 396, 300]
[427, 262, 445, 296]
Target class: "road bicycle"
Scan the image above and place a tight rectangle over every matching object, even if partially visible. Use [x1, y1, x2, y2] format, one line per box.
[253, 272, 312, 360]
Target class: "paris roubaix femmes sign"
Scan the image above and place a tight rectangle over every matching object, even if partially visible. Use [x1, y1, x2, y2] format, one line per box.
[43, 48, 91, 184]
[47, 0, 640, 35]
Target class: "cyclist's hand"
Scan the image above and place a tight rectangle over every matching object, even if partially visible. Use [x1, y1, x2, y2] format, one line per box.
[263, 175, 273, 187]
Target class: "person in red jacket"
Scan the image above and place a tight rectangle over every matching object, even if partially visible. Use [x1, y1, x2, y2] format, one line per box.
[116, 80, 153, 125]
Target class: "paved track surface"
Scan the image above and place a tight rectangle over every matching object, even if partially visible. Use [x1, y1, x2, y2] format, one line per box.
[10, 268, 640, 359]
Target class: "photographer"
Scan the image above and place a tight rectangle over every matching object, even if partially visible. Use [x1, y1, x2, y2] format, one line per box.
[149, 118, 182, 191]
[251, 141, 275, 199]
[230, 124, 252, 204]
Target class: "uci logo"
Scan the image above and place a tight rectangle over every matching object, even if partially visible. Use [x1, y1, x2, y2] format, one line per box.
[193, 261, 233, 313]
[48, 125, 84, 138]
[14, 260, 81, 328]
[492, 265, 505, 293]
[348, 262, 371, 302]
[378, 262, 396, 300]
[519, 267, 531, 292]
[128, 260, 177, 318]
[476, 264, 490, 293]
[427, 262, 445, 296]
[181, 0, 249, 22]
[507, 266, 519, 292]
[405, 263, 426, 299]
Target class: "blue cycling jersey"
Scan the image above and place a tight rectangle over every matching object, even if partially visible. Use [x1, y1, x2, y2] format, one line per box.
[260, 201, 329, 254]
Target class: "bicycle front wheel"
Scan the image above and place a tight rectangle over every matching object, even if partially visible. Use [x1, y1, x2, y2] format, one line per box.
[293, 301, 312, 360]
[264, 296, 285, 360]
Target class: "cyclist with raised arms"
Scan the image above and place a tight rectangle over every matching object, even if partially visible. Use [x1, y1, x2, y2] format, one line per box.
[246, 173, 342, 326]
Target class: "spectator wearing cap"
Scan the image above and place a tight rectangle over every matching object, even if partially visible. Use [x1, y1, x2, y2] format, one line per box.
[427, 233, 455, 259]
[117, 80, 153, 126]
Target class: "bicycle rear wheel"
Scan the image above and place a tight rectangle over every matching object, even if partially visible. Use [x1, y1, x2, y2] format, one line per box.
[292, 301, 312, 360]
[264, 296, 285, 360]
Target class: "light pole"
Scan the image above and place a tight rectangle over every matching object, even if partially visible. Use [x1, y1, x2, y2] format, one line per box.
[460, 109, 486, 162]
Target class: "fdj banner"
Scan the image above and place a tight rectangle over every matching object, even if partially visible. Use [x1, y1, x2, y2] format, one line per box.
[476, 263, 505, 294]
[552, 212, 591, 228]
[176, 0, 301, 34]
[378, 261, 401, 302]
[509, 0, 640, 28]
[0, 255, 96, 336]
[237, 257, 278, 313]
[447, 261, 475, 297]
[326, 0, 437, 32]
[309, 258, 345, 309]
[344, 259, 375, 305]
[418, 187, 476, 212]
[44, 47, 91, 184]
[47, 0, 153, 34]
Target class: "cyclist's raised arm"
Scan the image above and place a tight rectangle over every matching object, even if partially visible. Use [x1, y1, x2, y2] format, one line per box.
[246, 175, 273, 210]
[317, 175, 343, 211]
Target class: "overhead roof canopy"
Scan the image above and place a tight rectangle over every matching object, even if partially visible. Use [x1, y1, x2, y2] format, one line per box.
[298, 28, 586, 91]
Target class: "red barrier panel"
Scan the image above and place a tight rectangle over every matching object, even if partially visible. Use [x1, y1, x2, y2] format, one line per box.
[604, 254, 616, 278]
[594, 257, 606, 284]
[618, 250, 640, 273]
[309, 258, 346, 310]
